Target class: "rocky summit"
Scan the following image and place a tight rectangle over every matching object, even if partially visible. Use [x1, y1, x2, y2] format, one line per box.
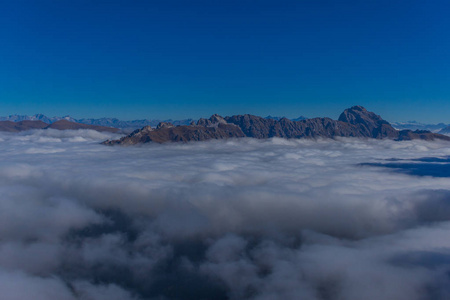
[102, 106, 450, 145]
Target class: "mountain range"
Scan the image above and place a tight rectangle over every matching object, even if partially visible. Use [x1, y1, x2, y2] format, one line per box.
[103, 106, 450, 145]
[0, 114, 193, 130]
[2, 107, 449, 143]
[0, 119, 118, 133]
[0, 114, 307, 131]
[2, 113, 447, 132]
[390, 121, 449, 133]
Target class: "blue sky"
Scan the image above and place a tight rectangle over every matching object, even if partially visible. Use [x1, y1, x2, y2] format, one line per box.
[1, 0, 449, 122]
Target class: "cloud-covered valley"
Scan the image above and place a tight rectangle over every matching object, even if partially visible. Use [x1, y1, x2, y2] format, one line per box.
[1, 129, 450, 300]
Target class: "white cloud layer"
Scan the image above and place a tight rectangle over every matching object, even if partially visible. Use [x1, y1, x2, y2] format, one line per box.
[1, 129, 450, 299]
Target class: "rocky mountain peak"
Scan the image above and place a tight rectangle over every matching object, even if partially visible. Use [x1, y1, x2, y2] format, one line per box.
[209, 114, 227, 124]
[156, 122, 174, 129]
[141, 125, 154, 132]
[196, 118, 208, 126]
[338, 106, 383, 125]
[197, 114, 227, 127]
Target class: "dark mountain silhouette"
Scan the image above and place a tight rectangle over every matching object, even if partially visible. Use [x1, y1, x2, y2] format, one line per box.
[46, 120, 119, 132]
[0, 120, 48, 132]
[103, 106, 450, 145]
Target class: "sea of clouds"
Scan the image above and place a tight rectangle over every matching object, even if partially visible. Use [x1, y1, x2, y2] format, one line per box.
[1, 129, 450, 300]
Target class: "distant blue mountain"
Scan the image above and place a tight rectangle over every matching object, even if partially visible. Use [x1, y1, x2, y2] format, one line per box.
[390, 121, 449, 133]
[0, 114, 76, 123]
[439, 126, 450, 135]
[1, 113, 308, 129]
[0, 114, 194, 130]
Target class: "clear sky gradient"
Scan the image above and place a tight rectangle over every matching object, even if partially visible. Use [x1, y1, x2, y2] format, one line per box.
[1, 0, 449, 122]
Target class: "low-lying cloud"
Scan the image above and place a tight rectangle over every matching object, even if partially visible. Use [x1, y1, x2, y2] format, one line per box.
[1, 129, 450, 299]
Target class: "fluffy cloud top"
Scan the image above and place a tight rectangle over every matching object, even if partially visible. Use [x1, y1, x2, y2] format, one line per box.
[1, 129, 450, 299]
